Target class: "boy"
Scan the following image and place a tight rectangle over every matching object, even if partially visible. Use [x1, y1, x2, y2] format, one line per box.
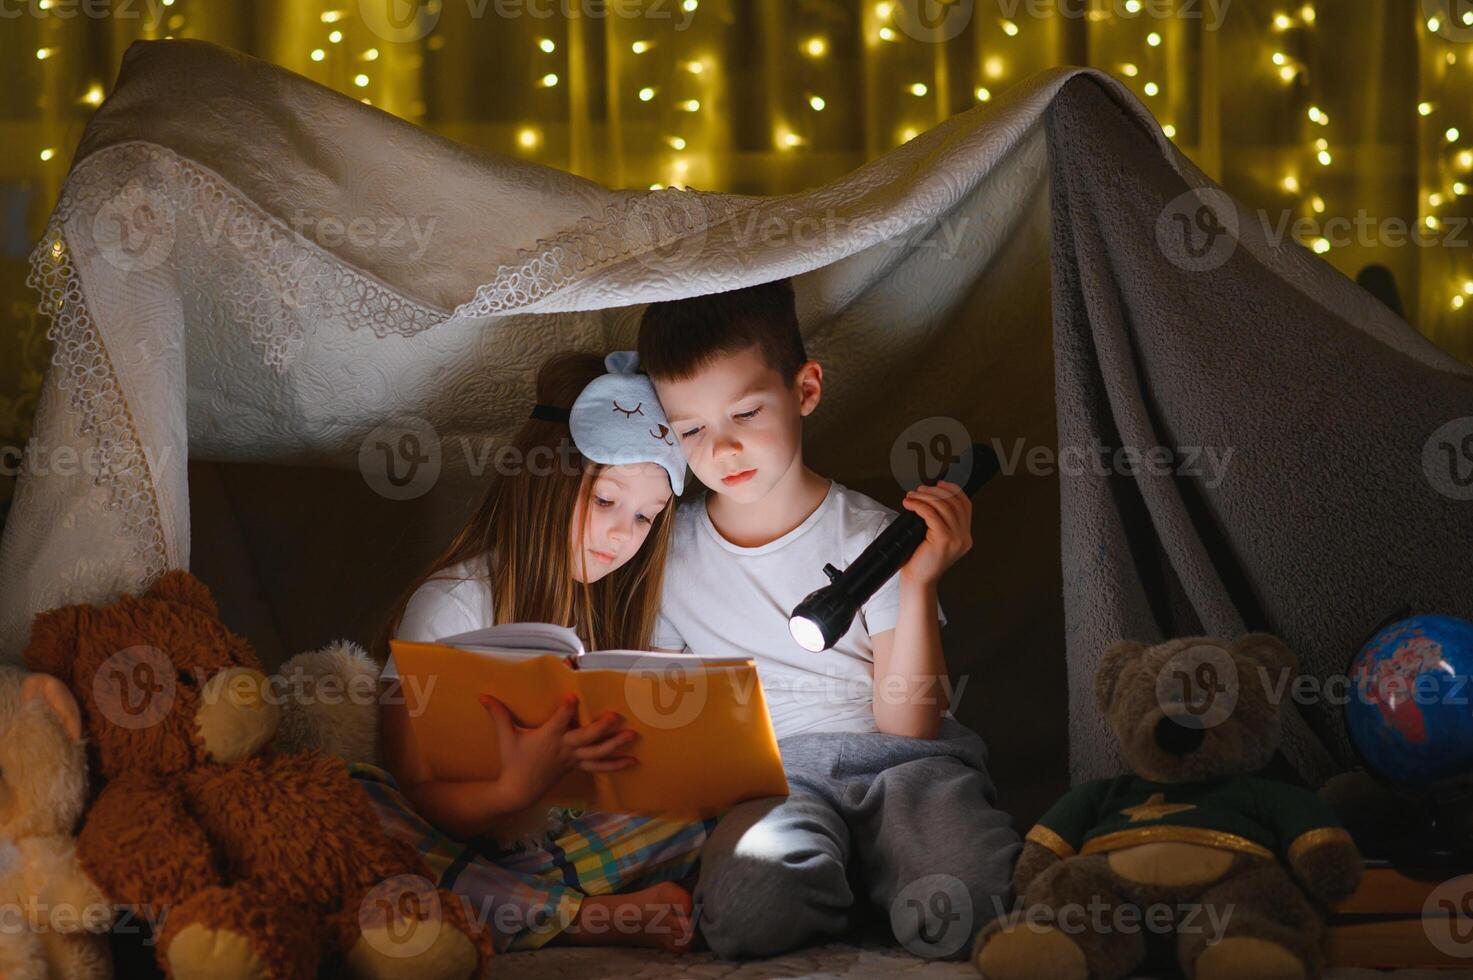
[637, 278, 1021, 960]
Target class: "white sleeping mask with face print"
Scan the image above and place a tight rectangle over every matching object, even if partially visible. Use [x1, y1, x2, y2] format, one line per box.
[568, 350, 687, 495]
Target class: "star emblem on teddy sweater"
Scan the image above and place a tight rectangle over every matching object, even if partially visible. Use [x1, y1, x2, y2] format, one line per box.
[1119, 792, 1198, 823]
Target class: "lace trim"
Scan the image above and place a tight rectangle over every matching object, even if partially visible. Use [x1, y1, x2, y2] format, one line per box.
[25, 226, 169, 582]
[451, 186, 759, 319]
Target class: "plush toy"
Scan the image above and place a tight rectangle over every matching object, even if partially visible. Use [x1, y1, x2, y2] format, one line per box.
[0, 665, 113, 980]
[23, 570, 494, 980]
[973, 634, 1362, 980]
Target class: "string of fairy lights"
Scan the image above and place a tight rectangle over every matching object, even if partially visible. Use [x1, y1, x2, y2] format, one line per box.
[17, 1, 1473, 327]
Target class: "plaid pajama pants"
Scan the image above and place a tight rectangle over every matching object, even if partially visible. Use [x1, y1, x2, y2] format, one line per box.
[349, 762, 717, 952]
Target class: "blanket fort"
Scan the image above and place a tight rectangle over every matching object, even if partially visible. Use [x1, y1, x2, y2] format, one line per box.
[2, 39, 1470, 789]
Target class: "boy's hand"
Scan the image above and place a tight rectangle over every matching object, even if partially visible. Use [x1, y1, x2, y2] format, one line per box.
[898, 480, 973, 588]
[480, 693, 639, 810]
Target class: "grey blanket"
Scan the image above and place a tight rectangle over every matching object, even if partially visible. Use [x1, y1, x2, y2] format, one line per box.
[1047, 76, 1473, 787]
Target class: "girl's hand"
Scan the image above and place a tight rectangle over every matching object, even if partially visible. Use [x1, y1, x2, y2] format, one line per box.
[479, 693, 639, 810]
[898, 480, 973, 588]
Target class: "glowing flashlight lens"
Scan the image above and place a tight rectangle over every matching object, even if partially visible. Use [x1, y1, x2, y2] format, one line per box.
[788, 615, 827, 652]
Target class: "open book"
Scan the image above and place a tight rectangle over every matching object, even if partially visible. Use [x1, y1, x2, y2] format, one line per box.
[389, 623, 789, 817]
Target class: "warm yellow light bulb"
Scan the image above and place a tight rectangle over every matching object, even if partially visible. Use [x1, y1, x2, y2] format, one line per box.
[809, 94, 826, 111]
[1463, 281, 1473, 295]
[1317, 149, 1332, 165]
[1310, 195, 1325, 213]
[540, 73, 558, 87]
[1000, 19, 1019, 36]
[909, 82, 928, 96]
[1120, 63, 1139, 77]
[682, 0, 697, 11]
[667, 136, 686, 150]
[518, 128, 540, 149]
[1162, 123, 1176, 139]
[40, 148, 55, 161]
[363, 48, 379, 61]
[1419, 101, 1434, 116]
[1430, 192, 1445, 207]
[311, 48, 325, 62]
[685, 60, 703, 74]
[1300, 4, 1315, 23]
[984, 56, 1005, 79]
[1428, 16, 1441, 32]
[1456, 182, 1469, 196]
[1125, 0, 1141, 11]
[81, 83, 104, 106]
[1279, 65, 1296, 81]
[679, 99, 700, 112]
[329, 30, 343, 43]
[1314, 137, 1328, 151]
[975, 86, 991, 101]
[36, 47, 54, 60]
[321, 9, 345, 23]
[1455, 295, 1466, 310]
[354, 73, 369, 87]
[1312, 237, 1330, 254]
[1146, 32, 1161, 47]
[538, 38, 556, 53]
[632, 40, 651, 54]
[1143, 81, 1159, 96]
[1449, 128, 1463, 143]
[1273, 12, 1292, 30]
[1426, 215, 1440, 229]
[1282, 175, 1300, 193]
[638, 87, 655, 101]
[876, 1, 893, 18]
[900, 127, 918, 142]
[1460, 150, 1473, 169]
[879, 26, 898, 41]
[1272, 52, 1288, 66]
[805, 37, 828, 57]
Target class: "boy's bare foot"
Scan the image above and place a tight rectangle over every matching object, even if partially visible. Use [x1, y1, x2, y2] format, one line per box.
[556, 882, 696, 953]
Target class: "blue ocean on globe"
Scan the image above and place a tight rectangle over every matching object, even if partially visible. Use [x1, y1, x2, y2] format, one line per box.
[1346, 614, 1473, 787]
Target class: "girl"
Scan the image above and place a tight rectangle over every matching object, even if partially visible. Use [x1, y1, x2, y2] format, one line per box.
[357, 350, 711, 955]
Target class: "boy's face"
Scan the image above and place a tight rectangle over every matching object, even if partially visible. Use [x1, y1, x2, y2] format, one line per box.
[653, 345, 819, 504]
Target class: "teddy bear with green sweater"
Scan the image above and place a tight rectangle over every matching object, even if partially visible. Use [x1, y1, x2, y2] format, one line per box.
[973, 634, 1362, 980]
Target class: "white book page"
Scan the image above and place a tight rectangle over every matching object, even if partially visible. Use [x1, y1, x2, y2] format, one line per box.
[577, 649, 752, 670]
[434, 622, 585, 657]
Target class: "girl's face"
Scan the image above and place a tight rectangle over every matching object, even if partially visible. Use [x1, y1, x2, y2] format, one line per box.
[569, 462, 673, 583]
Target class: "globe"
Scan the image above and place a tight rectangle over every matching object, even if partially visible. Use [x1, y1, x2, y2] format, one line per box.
[1346, 614, 1473, 788]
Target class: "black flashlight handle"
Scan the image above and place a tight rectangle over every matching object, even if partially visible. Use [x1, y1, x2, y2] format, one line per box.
[824, 442, 1000, 600]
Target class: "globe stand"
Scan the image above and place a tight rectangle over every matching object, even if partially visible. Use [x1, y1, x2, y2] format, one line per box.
[1378, 775, 1473, 877]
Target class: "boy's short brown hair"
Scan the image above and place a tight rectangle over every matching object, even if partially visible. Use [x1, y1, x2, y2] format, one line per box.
[637, 278, 807, 384]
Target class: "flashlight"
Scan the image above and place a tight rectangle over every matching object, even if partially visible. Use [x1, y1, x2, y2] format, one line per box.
[787, 442, 1000, 652]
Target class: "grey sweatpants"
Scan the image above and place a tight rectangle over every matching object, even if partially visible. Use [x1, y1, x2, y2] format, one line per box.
[693, 717, 1022, 960]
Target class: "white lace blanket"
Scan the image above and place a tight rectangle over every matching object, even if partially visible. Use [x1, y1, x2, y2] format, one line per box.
[7, 39, 1463, 791]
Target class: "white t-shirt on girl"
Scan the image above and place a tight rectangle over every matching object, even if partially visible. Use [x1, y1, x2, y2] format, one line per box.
[380, 553, 495, 681]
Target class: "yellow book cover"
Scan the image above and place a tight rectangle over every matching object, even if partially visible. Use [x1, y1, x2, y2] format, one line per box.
[389, 624, 789, 818]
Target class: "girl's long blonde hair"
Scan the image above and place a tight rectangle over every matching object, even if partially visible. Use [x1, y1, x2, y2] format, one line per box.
[372, 352, 677, 656]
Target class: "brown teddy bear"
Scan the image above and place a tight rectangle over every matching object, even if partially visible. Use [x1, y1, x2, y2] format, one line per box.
[0, 665, 113, 979]
[972, 634, 1362, 980]
[23, 569, 494, 980]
